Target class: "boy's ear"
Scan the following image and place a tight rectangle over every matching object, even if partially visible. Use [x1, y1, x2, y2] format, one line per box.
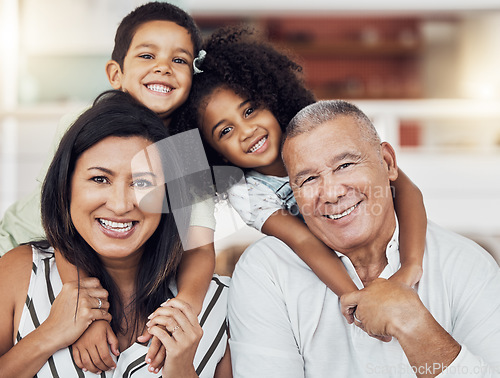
[105, 60, 123, 89]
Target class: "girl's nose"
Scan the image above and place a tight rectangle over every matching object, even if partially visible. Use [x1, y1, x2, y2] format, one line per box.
[239, 123, 257, 140]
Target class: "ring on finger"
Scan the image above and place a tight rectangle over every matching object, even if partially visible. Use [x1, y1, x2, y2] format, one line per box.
[353, 311, 361, 324]
[97, 298, 102, 309]
[171, 325, 180, 333]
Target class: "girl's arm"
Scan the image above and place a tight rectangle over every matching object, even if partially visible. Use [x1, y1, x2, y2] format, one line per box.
[176, 226, 216, 316]
[390, 168, 426, 287]
[262, 210, 358, 297]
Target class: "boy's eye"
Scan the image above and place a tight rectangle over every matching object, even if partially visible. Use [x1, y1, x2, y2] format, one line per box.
[219, 126, 233, 139]
[91, 176, 109, 184]
[173, 57, 187, 64]
[139, 53, 154, 60]
[133, 179, 154, 189]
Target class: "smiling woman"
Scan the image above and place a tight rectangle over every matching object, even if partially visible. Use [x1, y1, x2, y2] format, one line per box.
[0, 90, 230, 377]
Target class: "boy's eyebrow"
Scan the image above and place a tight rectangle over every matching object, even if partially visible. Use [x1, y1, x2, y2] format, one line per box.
[132, 43, 194, 58]
[210, 99, 251, 137]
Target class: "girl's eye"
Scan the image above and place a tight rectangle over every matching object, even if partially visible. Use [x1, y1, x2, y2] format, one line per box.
[219, 126, 233, 139]
[91, 176, 109, 184]
[244, 107, 255, 118]
[173, 57, 187, 64]
[139, 53, 154, 60]
[133, 179, 154, 189]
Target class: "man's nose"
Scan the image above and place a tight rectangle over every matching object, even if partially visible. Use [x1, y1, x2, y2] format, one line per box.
[319, 173, 347, 203]
[106, 185, 134, 215]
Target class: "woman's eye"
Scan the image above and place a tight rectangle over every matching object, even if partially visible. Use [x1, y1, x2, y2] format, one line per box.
[244, 107, 254, 118]
[133, 179, 154, 189]
[91, 176, 109, 184]
[139, 53, 154, 60]
[219, 126, 233, 138]
[173, 57, 187, 64]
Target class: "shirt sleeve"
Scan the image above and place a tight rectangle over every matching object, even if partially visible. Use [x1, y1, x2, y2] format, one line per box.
[228, 238, 305, 378]
[0, 109, 82, 255]
[438, 233, 500, 377]
[226, 175, 282, 232]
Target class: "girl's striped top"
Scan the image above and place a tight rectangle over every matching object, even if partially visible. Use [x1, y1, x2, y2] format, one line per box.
[16, 245, 230, 377]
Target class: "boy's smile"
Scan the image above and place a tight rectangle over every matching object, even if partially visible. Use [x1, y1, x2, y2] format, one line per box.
[200, 88, 287, 177]
[106, 20, 194, 124]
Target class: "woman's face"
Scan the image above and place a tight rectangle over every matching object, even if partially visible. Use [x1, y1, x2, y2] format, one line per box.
[70, 136, 165, 262]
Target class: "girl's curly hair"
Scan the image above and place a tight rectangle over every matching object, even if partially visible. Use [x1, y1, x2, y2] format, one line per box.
[175, 26, 316, 167]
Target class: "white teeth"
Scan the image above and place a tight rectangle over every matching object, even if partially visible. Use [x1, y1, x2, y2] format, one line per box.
[147, 84, 172, 93]
[248, 136, 267, 153]
[99, 219, 134, 232]
[324, 203, 358, 220]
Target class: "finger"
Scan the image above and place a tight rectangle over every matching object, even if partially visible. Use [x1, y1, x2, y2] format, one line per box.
[149, 343, 166, 372]
[107, 326, 120, 357]
[161, 298, 199, 327]
[72, 346, 84, 370]
[148, 325, 174, 350]
[90, 344, 113, 373]
[79, 348, 100, 374]
[145, 334, 162, 364]
[95, 341, 117, 370]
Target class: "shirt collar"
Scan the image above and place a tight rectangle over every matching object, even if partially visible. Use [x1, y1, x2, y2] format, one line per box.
[335, 214, 400, 288]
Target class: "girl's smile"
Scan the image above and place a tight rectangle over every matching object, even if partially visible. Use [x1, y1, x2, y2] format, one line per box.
[200, 87, 287, 177]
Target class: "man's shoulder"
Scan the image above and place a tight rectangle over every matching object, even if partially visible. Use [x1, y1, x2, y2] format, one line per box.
[426, 221, 498, 270]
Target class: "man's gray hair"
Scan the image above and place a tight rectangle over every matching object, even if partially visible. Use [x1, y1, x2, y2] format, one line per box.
[283, 100, 381, 148]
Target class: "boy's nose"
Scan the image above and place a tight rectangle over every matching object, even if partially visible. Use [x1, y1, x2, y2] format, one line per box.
[154, 60, 172, 75]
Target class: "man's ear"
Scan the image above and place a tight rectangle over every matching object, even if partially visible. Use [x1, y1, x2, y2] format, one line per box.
[105, 60, 123, 89]
[381, 142, 398, 181]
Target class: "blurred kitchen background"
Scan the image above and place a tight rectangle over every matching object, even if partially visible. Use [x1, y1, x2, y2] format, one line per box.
[1, 0, 499, 269]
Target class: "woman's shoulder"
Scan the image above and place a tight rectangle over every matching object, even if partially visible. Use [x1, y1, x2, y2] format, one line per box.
[0, 244, 33, 275]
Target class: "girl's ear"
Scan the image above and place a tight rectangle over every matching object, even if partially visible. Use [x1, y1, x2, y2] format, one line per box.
[105, 60, 123, 89]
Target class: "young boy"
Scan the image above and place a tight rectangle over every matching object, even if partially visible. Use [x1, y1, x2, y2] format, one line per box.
[1, 2, 217, 375]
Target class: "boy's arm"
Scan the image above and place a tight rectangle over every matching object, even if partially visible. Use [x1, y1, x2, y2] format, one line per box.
[176, 226, 216, 316]
[262, 210, 357, 298]
[390, 168, 426, 287]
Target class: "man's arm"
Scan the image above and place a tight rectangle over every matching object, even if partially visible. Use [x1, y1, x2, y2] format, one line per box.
[228, 239, 304, 378]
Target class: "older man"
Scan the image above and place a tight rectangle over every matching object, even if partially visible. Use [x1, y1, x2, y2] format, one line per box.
[228, 100, 500, 377]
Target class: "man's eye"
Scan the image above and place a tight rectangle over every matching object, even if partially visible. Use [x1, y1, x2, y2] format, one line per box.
[338, 163, 353, 170]
[219, 126, 233, 138]
[133, 179, 153, 189]
[139, 54, 154, 59]
[300, 176, 317, 187]
[91, 176, 109, 184]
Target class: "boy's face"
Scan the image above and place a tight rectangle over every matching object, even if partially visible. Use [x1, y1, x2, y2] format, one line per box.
[106, 20, 195, 123]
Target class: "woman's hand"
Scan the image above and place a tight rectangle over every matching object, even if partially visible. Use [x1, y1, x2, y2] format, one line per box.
[146, 298, 203, 378]
[39, 277, 111, 351]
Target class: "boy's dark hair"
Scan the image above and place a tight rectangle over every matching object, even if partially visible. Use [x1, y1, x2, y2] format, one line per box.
[40, 90, 189, 341]
[177, 27, 316, 166]
[111, 1, 202, 69]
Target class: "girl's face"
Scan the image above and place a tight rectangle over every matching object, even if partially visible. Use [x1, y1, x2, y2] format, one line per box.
[199, 87, 286, 176]
[70, 136, 165, 263]
[108, 20, 194, 123]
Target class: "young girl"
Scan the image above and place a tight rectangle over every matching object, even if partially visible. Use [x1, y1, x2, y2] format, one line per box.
[180, 27, 426, 315]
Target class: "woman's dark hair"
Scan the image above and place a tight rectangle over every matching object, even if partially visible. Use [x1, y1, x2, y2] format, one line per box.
[111, 1, 202, 69]
[40, 90, 189, 338]
[176, 26, 316, 167]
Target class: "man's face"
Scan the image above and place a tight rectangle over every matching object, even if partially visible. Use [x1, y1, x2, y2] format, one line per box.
[283, 117, 398, 255]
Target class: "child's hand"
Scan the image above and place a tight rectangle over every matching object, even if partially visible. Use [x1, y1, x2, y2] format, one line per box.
[137, 329, 166, 374]
[389, 264, 423, 288]
[72, 319, 119, 374]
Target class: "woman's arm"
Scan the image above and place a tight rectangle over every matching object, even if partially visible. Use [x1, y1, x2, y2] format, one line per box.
[0, 246, 111, 378]
[390, 168, 426, 287]
[262, 210, 358, 297]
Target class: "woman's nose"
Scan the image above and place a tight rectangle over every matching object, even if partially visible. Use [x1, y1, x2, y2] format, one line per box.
[106, 185, 134, 215]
